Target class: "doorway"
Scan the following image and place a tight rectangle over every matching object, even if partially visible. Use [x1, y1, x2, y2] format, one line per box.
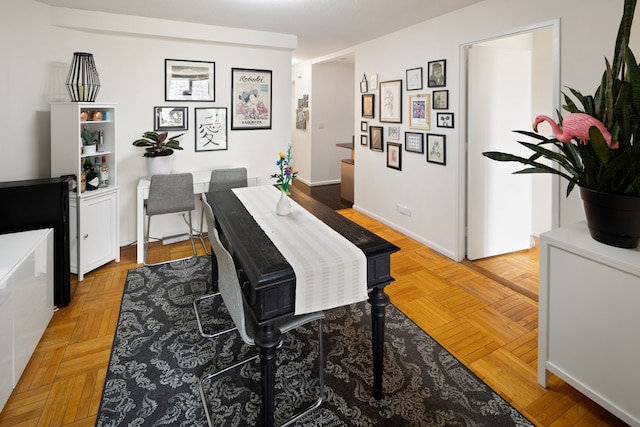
[462, 22, 559, 264]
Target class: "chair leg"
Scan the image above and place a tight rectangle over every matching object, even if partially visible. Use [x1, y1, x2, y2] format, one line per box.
[187, 211, 198, 258]
[144, 214, 152, 265]
[193, 293, 237, 338]
[198, 199, 211, 256]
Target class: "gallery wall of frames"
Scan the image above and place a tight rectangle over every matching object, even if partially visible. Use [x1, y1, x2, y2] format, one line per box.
[359, 59, 453, 171]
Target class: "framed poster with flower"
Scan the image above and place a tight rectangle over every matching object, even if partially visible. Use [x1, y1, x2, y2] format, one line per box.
[195, 107, 227, 151]
[379, 80, 402, 123]
[409, 94, 430, 130]
[231, 68, 272, 130]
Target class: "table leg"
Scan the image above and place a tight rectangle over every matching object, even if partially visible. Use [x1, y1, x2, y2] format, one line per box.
[254, 323, 281, 427]
[369, 285, 390, 400]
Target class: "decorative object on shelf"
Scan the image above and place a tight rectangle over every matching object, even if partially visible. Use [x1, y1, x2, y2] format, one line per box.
[482, 0, 640, 248]
[231, 68, 272, 130]
[271, 145, 298, 215]
[165, 59, 215, 102]
[195, 107, 227, 151]
[65, 52, 101, 102]
[379, 79, 403, 123]
[132, 131, 184, 177]
[80, 110, 88, 122]
[81, 125, 98, 155]
[91, 110, 103, 121]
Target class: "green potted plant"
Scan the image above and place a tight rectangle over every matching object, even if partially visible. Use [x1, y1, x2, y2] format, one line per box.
[132, 131, 184, 177]
[483, 0, 640, 248]
[81, 125, 99, 155]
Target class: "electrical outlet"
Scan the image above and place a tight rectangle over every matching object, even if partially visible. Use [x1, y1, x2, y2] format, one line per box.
[396, 204, 411, 216]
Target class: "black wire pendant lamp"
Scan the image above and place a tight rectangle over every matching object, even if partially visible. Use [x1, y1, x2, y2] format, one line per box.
[65, 52, 101, 102]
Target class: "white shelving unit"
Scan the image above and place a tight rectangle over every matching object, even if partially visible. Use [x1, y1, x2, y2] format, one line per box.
[538, 222, 640, 427]
[51, 102, 120, 281]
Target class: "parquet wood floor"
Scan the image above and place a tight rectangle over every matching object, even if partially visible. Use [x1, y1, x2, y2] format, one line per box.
[0, 207, 626, 426]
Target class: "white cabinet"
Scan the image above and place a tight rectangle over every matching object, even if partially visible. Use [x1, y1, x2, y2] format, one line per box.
[0, 229, 54, 412]
[538, 223, 640, 427]
[51, 102, 120, 280]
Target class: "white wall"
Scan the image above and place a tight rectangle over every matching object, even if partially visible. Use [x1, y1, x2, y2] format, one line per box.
[291, 62, 313, 184]
[310, 61, 355, 185]
[351, 0, 634, 260]
[2, 0, 295, 246]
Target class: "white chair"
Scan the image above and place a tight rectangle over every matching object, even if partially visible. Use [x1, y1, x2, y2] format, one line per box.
[197, 167, 248, 254]
[144, 173, 197, 265]
[197, 196, 324, 427]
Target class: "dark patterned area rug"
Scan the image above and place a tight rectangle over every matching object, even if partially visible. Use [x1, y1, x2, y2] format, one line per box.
[96, 256, 533, 426]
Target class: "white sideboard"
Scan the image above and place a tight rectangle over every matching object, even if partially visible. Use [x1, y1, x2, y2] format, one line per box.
[538, 222, 640, 427]
[0, 229, 54, 412]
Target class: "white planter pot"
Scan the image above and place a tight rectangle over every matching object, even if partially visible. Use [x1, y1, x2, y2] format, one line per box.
[146, 156, 173, 178]
[82, 144, 96, 155]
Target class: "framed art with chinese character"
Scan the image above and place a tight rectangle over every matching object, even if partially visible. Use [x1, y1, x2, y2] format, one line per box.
[195, 107, 227, 151]
[231, 68, 272, 130]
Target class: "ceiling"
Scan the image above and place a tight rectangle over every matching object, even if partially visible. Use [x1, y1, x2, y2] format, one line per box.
[36, 0, 484, 63]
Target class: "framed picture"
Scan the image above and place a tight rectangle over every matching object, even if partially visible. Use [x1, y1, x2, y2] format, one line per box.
[296, 109, 306, 130]
[433, 90, 449, 110]
[369, 126, 383, 152]
[387, 125, 400, 141]
[408, 94, 431, 130]
[195, 107, 227, 151]
[387, 143, 402, 170]
[362, 94, 375, 118]
[437, 112, 455, 128]
[360, 74, 368, 93]
[379, 80, 402, 123]
[360, 121, 368, 132]
[360, 134, 368, 146]
[231, 68, 272, 130]
[154, 106, 188, 131]
[405, 132, 424, 154]
[165, 59, 215, 101]
[370, 73, 378, 90]
[427, 59, 446, 87]
[406, 67, 423, 91]
[427, 133, 446, 165]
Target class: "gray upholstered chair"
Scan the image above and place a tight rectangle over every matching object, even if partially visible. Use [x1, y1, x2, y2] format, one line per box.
[197, 196, 324, 427]
[197, 167, 248, 254]
[144, 173, 197, 265]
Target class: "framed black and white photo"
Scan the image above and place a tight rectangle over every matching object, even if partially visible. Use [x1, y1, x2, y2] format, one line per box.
[231, 68, 272, 130]
[379, 80, 402, 123]
[405, 132, 424, 153]
[362, 94, 375, 118]
[408, 94, 430, 130]
[406, 67, 423, 91]
[165, 59, 215, 101]
[195, 107, 227, 151]
[360, 134, 368, 146]
[369, 126, 383, 152]
[361, 121, 368, 132]
[427, 133, 446, 165]
[154, 106, 188, 131]
[433, 90, 449, 110]
[427, 59, 446, 87]
[437, 112, 454, 128]
[387, 125, 400, 141]
[387, 143, 402, 170]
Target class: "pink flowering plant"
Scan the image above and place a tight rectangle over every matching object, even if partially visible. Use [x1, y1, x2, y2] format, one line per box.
[271, 145, 298, 194]
[483, 0, 640, 197]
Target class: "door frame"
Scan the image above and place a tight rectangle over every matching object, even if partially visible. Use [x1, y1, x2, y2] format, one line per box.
[456, 19, 561, 262]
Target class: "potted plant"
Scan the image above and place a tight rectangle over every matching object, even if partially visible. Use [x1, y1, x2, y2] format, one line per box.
[132, 131, 184, 177]
[270, 144, 298, 215]
[483, 0, 640, 248]
[81, 125, 98, 155]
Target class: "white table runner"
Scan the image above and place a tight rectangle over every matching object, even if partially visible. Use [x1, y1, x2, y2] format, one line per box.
[232, 185, 367, 314]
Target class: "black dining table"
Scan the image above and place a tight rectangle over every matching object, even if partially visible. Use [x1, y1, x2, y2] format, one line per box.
[207, 186, 399, 427]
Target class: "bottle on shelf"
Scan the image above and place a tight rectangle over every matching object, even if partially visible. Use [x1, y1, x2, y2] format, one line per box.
[81, 157, 92, 192]
[99, 156, 109, 187]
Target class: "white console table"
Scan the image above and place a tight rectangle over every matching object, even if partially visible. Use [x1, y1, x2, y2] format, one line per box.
[0, 229, 54, 411]
[538, 222, 640, 427]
